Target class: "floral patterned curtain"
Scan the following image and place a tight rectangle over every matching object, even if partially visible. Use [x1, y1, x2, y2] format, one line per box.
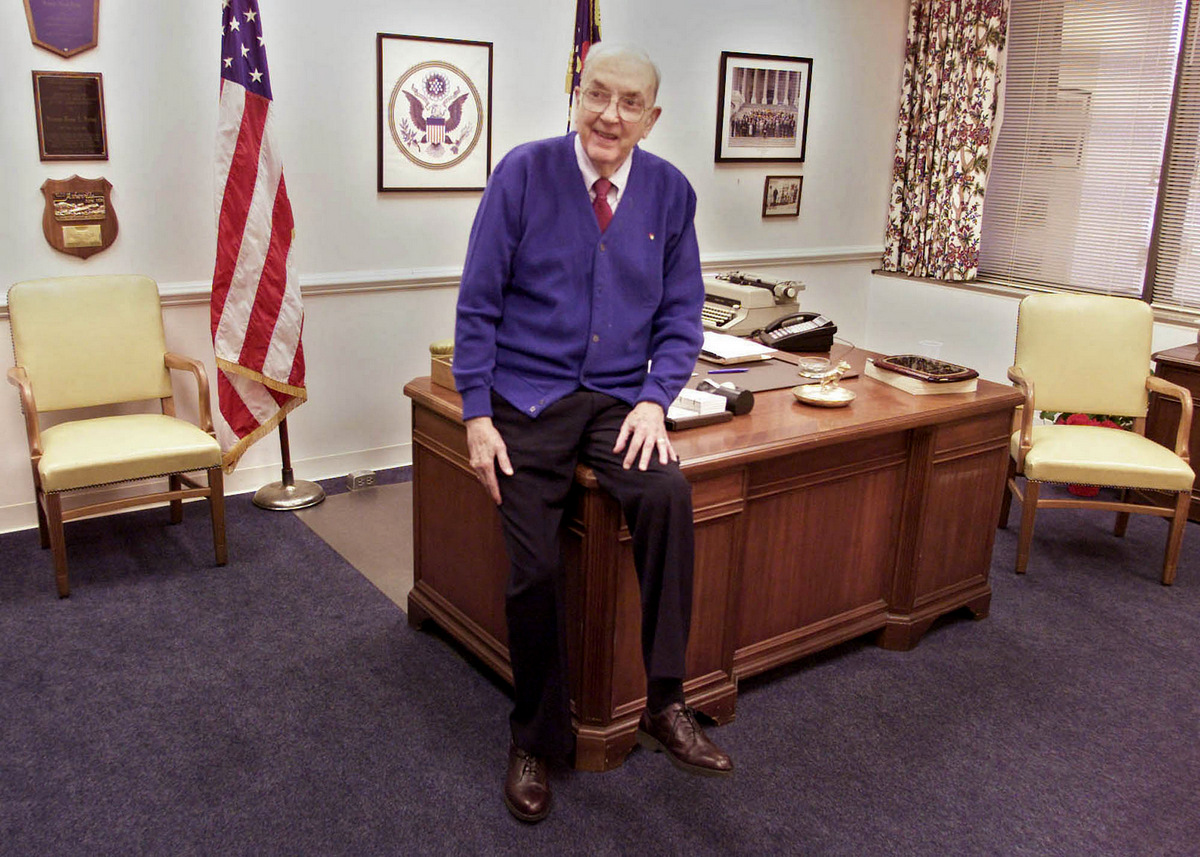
[882, 0, 1008, 280]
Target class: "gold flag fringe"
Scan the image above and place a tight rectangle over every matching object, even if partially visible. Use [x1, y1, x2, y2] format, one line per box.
[216, 358, 308, 473]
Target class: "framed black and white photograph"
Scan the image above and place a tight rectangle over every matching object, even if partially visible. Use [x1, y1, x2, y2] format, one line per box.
[762, 175, 802, 217]
[377, 33, 492, 192]
[715, 51, 811, 163]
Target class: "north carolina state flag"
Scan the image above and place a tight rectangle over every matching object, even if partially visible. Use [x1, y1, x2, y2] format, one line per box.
[566, 0, 601, 117]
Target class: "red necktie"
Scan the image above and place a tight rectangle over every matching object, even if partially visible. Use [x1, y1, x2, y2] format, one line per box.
[592, 178, 613, 232]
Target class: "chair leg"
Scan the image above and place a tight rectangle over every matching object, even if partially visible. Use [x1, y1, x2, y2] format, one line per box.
[1016, 480, 1040, 575]
[34, 488, 50, 549]
[1162, 491, 1190, 586]
[44, 492, 69, 598]
[998, 458, 1016, 529]
[209, 467, 228, 566]
[1114, 488, 1130, 537]
[169, 474, 183, 524]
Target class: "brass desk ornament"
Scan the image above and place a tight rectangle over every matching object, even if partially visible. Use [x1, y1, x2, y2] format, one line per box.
[793, 360, 855, 407]
[41, 175, 117, 258]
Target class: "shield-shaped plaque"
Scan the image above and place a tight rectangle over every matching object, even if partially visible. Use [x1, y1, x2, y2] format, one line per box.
[41, 175, 118, 259]
[427, 116, 446, 147]
[24, 0, 100, 58]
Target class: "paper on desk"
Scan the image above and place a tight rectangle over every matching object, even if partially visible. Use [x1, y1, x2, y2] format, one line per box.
[700, 330, 777, 364]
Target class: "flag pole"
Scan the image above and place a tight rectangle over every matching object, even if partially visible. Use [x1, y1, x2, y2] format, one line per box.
[252, 417, 325, 510]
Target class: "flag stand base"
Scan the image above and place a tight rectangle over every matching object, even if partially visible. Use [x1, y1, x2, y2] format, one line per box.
[252, 478, 325, 511]
[251, 416, 326, 511]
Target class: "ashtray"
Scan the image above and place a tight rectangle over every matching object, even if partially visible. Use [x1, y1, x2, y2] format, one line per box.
[795, 356, 832, 379]
[792, 384, 856, 408]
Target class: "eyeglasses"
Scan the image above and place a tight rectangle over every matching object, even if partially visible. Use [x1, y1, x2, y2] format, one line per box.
[579, 87, 649, 122]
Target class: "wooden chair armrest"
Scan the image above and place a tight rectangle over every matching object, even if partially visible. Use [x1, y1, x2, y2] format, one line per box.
[6, 366, 43, 456]
[1147, 375, 1193, 460]
[164, 352, 215, 434]
[1007, 366, 1034, 471]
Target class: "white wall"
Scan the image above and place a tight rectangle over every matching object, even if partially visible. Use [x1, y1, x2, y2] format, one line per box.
[0, 0, 910, 532]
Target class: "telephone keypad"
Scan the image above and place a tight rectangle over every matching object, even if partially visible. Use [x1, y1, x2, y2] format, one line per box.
[765, 315, 830, 343]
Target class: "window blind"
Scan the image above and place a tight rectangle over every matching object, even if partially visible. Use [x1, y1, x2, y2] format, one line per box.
[980, 0, 1185, 296]
[1150, 2, 1200, 308]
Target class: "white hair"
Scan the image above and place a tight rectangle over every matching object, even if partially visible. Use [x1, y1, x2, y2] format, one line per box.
[581, 42, 661, 103]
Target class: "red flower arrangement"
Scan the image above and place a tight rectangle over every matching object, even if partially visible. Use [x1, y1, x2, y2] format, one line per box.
[1042, 411, 1132, 496]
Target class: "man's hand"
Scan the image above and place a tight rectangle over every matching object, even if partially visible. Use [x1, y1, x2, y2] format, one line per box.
[465, 416, 513, 505]
[613, 401, 676, 471]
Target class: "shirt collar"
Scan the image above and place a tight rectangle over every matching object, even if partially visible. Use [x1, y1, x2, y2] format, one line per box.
[574, 133, 634, 205]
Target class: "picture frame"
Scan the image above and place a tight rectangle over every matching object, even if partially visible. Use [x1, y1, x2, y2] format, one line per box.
[31, 70, 108, 161]
[762, 175, 802, 218]
[715, 51, 812, 163]
[377, 33, 492, 192]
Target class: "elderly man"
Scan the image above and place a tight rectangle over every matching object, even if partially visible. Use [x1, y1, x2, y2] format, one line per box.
[453, 43, 732, 823]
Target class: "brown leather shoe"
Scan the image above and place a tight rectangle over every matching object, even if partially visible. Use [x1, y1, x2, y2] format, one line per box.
[637, 702, 733, 776]
[503, 743, 551, 823]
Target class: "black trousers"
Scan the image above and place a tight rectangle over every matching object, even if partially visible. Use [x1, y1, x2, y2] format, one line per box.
[490, 390, 695, 759]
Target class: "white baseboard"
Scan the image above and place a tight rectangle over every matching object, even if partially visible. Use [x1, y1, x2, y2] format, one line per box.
[0, 442, 413, 535]
[225, 443, 412, 496]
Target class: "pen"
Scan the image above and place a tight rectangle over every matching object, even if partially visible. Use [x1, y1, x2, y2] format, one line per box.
[709, 368, 748, 374]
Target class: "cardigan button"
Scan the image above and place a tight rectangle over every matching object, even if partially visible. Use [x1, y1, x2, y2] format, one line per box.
[592, 334, 600, 343]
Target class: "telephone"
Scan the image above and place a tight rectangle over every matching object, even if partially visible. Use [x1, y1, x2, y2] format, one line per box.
[757, 312, 837, 352]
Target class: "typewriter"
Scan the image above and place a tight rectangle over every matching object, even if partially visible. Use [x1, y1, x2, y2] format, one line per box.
[701, 271, 804, 336]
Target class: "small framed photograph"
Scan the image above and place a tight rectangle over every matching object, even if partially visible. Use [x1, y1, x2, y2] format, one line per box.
[377, 33, 492, 192]
[762, 175, 802, 217]
[31, 70, 107, 161]
[715, 51, 812, 163]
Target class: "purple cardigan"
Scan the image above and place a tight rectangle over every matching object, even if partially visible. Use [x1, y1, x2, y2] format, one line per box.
[452, 133, 704, 421]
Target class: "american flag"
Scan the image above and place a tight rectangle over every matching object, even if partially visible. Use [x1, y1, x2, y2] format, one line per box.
[566, 0, 601, 121]
[211, 0, 306, 472]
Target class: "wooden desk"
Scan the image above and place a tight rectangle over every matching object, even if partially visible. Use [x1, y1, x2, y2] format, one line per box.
[404, 355, 1022, 771]
[1148, 343, 1200, 521]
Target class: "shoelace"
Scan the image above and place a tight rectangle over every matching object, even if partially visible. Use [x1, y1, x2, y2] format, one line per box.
[516, 749, 543, 777]
[674, 706, 700, 739]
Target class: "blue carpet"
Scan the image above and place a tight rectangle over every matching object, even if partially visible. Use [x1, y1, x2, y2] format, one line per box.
[1, 489, 1198, 856]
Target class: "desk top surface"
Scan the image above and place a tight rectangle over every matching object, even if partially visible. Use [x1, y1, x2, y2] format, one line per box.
[1153, 343, 1200, 368]
[405, 350, 1022, 475]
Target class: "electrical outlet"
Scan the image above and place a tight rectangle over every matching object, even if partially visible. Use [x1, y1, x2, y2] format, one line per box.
[346, 469, 377, 491]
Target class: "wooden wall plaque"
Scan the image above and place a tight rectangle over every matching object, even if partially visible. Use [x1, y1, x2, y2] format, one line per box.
[31, 70, 108, 161]
[41, 175, 118, 259]
[24, 0, 99, 58]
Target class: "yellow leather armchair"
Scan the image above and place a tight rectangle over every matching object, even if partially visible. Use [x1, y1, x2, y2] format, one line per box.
[6, 275, 227, 597]
[999, 293, 1194, 584]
